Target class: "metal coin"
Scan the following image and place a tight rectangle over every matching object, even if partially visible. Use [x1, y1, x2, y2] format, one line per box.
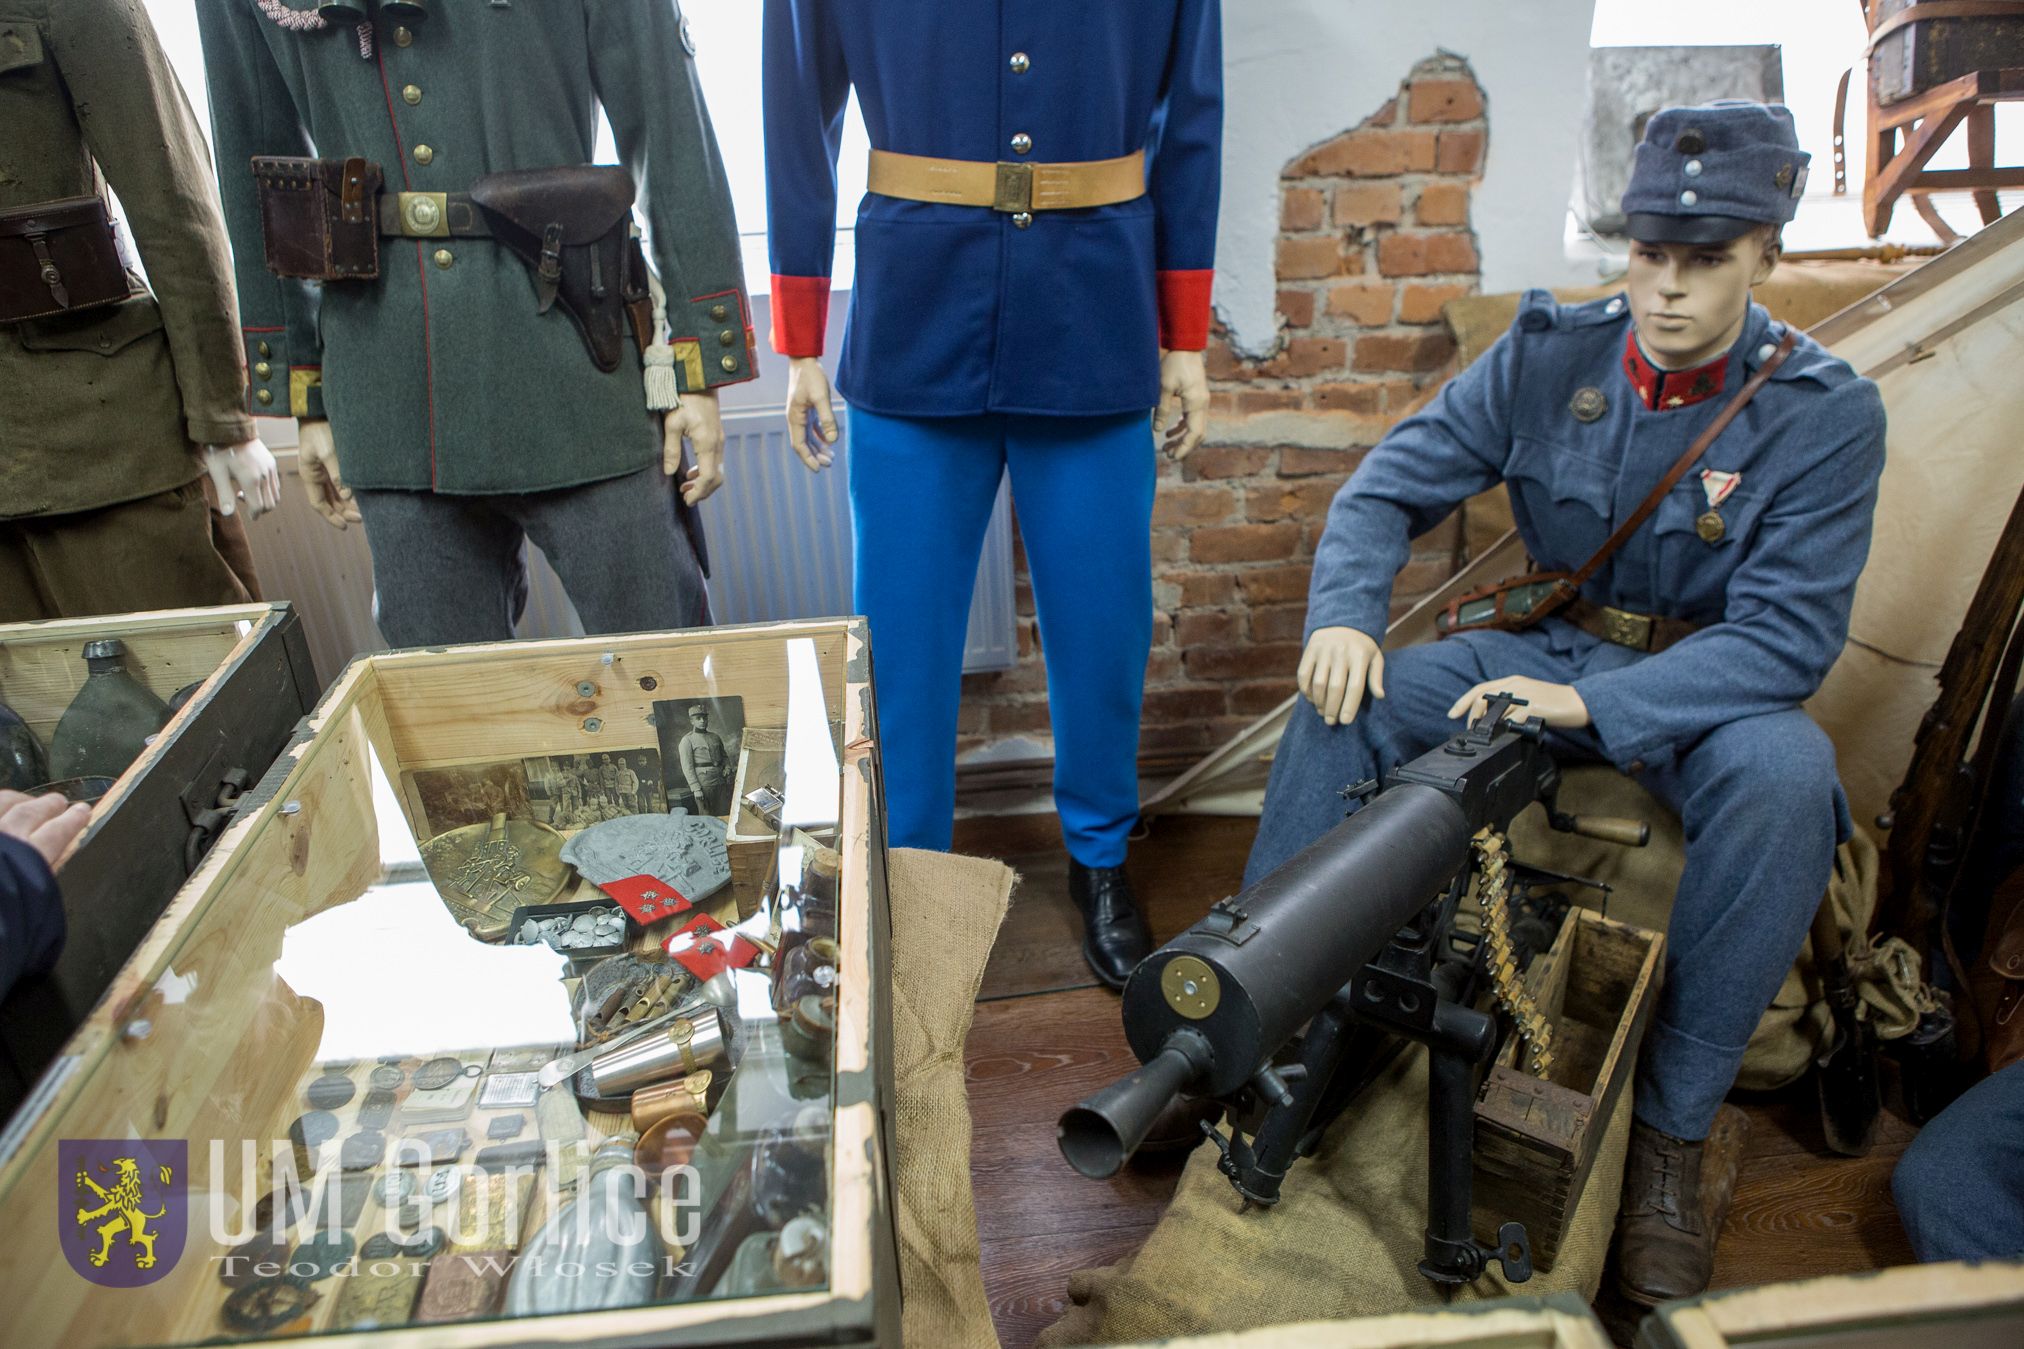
[424, 1167, 462, 1206]
[287, 1232, 356, 1281]
[290, 1110, 339, 1148]
[220, 1230, 289, 1287]
[304, 1072, 356, 1111]
[1569, 386, 1608, 423]
[340, 1131, 386, 1172]
[223, 1274, 320, 1332]
[359, 1232, 402, 1261]
[358, 1088, 397, 1131]
[375, 1170, 416, 1207]
[396, 1225, 447, 1259]
[414, 1057, 462, 1091]
[369, 1065, 405, 1091]
[253, 1187, 310, 1234]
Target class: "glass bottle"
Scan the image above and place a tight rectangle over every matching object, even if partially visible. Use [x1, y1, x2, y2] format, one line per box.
[48, 639, 171, 782]
[0, 694, 48, 791]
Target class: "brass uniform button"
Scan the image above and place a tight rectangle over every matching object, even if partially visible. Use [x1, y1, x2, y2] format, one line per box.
[413, 144, 434, 165]
[718, 329, 736, 346]
[254, 361, 272, 378]
[394, 25, 413, 47]
[1012, 211, 1033, 229]
[433, 248, 454, 269]
[255, 388, 273, 406]
[709, 304, 728, 322]
[403, 85, 422, 106]
[257, 340, 272, 358]
[1009, 52, 1030, 74]
[1010, 132, 1032, 155]
[719, 354, 738, 373]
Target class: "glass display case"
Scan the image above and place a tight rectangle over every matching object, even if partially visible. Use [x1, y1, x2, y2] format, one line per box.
[0, 619, 895, 1347]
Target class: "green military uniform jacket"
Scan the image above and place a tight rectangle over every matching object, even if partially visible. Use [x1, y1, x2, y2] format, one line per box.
[0, 0, 255, 519]
[196, 0, 756, 495]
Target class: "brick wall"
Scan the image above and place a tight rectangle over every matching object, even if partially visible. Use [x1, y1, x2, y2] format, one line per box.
[959, 55, 1488, 772]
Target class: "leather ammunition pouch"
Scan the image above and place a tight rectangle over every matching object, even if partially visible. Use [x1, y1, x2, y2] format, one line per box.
[467, 165, 652, 374]
[252, 155, 383, 281]
[0, 196, 130, 324]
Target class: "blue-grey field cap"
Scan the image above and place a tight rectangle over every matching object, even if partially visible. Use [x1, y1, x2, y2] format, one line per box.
[1622, 100, 1809, 243]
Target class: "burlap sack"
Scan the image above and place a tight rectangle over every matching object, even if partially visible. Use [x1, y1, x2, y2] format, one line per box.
[887, 846, 1015, 1349]
[1036, 1035, 1635, 1345]
[1111, 1294, 1611, 1348]
[1505, 763, 1893, 1090]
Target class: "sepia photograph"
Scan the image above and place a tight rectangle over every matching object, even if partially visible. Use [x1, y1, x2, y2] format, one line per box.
[523, 749, 667, 830]
[652, 695, 746, 819]
[404, 762, 533, 840]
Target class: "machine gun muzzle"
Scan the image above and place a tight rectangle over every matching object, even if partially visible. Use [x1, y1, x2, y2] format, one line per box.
[1056, 1031, 1211, 1179]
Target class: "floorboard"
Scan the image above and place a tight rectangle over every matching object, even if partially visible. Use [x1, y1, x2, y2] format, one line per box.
[959, 809, 1929, 1348]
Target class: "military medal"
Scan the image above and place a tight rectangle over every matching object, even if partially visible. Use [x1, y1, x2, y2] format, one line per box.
[1698, 468, 1740, 543]
[418, 814, 573, 940]
[223, 1274, 320, 1333]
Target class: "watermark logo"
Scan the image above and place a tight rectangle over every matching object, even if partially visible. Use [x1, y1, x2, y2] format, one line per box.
[59, 1139, 188, 1287]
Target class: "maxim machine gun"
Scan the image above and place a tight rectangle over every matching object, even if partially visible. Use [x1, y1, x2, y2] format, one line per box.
[1058, 695, 1647, 1287]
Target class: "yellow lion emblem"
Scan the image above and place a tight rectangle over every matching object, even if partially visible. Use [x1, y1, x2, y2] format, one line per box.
[73, 1157, 171, 1270]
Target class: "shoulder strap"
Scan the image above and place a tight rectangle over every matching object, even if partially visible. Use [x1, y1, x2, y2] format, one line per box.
[1558, 328, 1797, 597]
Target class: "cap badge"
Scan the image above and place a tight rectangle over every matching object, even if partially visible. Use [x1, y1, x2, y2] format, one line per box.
[1775, 164, 1794, 191]
[1674, 129, 1706, 155]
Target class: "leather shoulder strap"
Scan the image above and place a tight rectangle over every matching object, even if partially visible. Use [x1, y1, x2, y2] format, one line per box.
[1561, 328, 1797, 596]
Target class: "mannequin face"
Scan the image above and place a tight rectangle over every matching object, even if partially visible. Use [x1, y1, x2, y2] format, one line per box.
[1625, 230, 1778, 370]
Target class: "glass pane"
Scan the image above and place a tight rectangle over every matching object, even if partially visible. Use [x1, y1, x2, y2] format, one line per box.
[0, 630, 851, 1342]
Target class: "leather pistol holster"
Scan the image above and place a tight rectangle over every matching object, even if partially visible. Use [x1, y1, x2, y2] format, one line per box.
[468, 165, 652, 375]
[252, 155, 383, 280]
[0, 196, 130, 323]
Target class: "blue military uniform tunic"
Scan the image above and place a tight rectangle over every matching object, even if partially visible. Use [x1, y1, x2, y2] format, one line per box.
[1251, 289, 1887, 1140]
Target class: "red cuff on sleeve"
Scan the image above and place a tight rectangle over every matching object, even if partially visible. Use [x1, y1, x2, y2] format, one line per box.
[1156, 269, 1215, 351]
[769, 274, 832, 358]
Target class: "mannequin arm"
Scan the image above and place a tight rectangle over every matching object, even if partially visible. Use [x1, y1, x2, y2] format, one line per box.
[1298, 626, 1386, 726]
[665, 392, 726, 506]
[1156, 350, 1210, 460]
[202, 439, 282, 519]
[785, 357, 838, 472]
[295, 420, 360, 529]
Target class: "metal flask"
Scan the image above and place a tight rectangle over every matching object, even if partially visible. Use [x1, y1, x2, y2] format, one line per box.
[0, 695, 48, 791]
[590, 1006, 729, 1095]
[47, 639, 171, 782]
[503, 1139, 662, 1315]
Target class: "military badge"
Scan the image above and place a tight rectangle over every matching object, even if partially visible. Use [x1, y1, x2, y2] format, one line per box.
[1569, 387, 1608, 423]
[60, 1138, 188, 1287]
[1698, 468, 1741, 543]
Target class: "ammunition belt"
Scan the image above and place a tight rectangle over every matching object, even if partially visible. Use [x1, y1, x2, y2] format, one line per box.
[1473, 828, 1555, 1079]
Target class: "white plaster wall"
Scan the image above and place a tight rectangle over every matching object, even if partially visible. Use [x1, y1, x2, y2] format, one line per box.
[1220, 1, 1598, 356]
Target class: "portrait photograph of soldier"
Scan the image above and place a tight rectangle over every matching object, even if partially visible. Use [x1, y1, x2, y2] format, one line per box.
[404, 762, 533, 840]
[523, 750, 667, 831]
[653, 696, 745, 819]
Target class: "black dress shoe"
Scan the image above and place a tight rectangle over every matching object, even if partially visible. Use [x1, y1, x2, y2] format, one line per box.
[1068, 860, 1152, 990]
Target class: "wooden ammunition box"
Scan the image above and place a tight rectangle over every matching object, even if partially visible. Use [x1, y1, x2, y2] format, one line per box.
[0, 619, 897, 1348]
[1870, 1, 2024, 106]
[1472, 908, 1664, 1271]
[1636, 1260, 2024, 1347]
[0, 604, 317, 1108]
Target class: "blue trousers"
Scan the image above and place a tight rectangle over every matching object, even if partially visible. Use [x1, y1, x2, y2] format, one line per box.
[1893, 1060, 2024, 1262]
[1246, 627, 1841, 1141]
[849, 408, 1154, 866]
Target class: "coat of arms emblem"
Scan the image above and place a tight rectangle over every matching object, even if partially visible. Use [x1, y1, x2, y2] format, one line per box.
[59, 1139, 188, 1287]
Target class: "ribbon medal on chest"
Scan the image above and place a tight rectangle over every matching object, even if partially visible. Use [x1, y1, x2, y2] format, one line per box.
[1697, 468, 1740, 543]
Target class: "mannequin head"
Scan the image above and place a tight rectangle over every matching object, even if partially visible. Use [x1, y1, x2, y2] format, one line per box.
[1626, 225, 1780, 370]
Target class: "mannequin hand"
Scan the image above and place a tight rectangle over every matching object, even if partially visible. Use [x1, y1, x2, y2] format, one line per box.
[1298, 626, 1385, 726]
[1155, 349, 1210, 461]
[0, 790, 93, 867]
[666, 390, 725, 506]
[1448, 676, 1591, 730]
[785, 356, 837, 472]
[202, 438, 282, 519]
[296, 418, 361, 528]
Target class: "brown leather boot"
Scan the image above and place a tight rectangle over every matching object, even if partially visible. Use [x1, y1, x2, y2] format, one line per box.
[1610, 1104, 1750, 1310]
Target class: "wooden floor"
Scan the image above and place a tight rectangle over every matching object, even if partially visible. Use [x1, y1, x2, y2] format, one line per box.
[952, 812, 1919, 1349]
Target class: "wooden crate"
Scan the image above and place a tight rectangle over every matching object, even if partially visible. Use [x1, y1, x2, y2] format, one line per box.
[0, 619, 896, 1348]
[1636, 1260, 2024, 1348]
[1870, 1, 2024, 106]
[1472, 908, 1664, 1271]
[0, 604, 317, 1106]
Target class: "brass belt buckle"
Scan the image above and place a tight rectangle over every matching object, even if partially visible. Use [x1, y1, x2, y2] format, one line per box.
[993, 161, 1033, 213]
[1599, 606, 1654, 650]
[399, 191, 450, 238]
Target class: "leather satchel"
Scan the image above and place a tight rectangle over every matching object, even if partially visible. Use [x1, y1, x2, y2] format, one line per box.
[252, 155, 382, 281]
[0, 196, 130, 324]
[468, 165, 649, 374]
[1436, 329, 1797, 639]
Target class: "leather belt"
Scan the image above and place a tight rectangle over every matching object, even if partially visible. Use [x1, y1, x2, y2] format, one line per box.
[375, 190, 493, 238]
[867, 148, 1146, 213]
[1563, 598, 1701, 654]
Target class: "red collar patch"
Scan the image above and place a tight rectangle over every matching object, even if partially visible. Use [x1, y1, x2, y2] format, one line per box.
[1622, 331, 1728, 411]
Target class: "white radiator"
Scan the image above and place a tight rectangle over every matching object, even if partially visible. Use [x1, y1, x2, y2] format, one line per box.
[239, 407, 1018, 687]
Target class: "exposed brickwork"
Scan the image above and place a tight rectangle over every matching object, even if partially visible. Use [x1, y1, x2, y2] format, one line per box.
[959, 56, 1486, 771]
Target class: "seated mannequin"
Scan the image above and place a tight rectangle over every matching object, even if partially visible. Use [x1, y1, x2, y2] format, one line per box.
[1247, 102, 1886, 1312]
